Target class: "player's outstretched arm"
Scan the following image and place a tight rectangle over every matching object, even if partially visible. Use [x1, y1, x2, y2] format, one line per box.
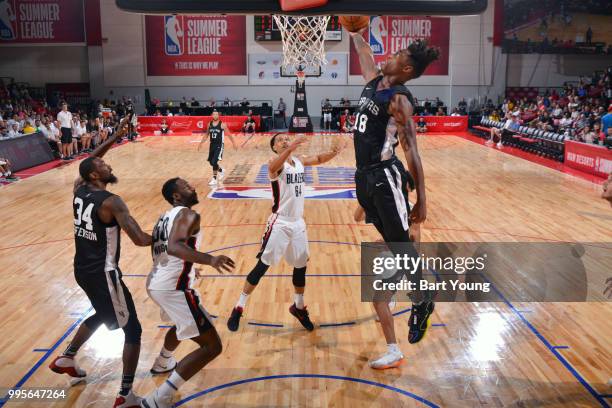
[90, 113, 132, 159]
[197, 131, 209, 150]
[268, 136, 306, 176]
[389, 93, 426, 224]
[167, 209, 235, 274]
[349, 29, 380, 83]
[299, 138, 345, 166]
[105, 195, 152, 246]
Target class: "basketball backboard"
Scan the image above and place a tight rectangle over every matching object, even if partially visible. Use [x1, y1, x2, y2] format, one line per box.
[116, 0, 488, 16]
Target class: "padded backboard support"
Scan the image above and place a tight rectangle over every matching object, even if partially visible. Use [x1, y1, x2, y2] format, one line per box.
[116, 0, 488, 16]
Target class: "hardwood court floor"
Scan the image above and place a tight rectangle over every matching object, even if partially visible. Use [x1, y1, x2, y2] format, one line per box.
[0, 133, 610, 407]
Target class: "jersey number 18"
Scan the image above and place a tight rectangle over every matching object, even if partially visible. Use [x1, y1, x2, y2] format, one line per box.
[354, 113, 368, 133]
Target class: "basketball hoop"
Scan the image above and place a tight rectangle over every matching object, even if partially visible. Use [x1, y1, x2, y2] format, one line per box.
[273, 14, 330, 74]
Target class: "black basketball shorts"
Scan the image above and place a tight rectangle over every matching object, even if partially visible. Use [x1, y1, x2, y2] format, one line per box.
[75, 269, 138, 331]
[207, 144, 224, 167]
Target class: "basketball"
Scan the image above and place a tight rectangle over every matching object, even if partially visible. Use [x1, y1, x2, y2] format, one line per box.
[338, 16, 370, 33]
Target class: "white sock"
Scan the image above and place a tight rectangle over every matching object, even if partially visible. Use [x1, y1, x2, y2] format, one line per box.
[387, 343, 400, 355]
[159, 346, 173, 359]
[236, 292, 249, 309]
[294, 293, 305, 309]
[159, 371, 185, 397]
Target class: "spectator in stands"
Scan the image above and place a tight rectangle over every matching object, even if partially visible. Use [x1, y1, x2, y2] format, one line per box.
[458, 98, 467, 115]
[340, 109, 354, 133]
[579, 126, 597, 144]
[206, 98, 214, 107]
[537, 111, 554, 131]
[489, 110, 501, 122]
[71, 116, 83, 156]
[586, 27, 593, 45]
[339, 98, 346, 106]
[552, 103, 563, 119]
[450, 108, 461, 117]
[602, 105, 612, 136]
[22, 121, 36, 134]
[175, 108, 185, 116]
[8, 123, 20, 138]
[243, 114, 256, 133]
[154, 109, 162, 116]
[416, 117, 427, 133]
[42, 121, 61, 157]
[0, 157, 17, 181]
[80, 119, 92, 152]
[436, 107, 445, 116]
[488, 113, 512, 148]
[277, 98, 287, 127]
[559, 112, 573, 130]
[155, 119, 172, 136]
[189, 97, 199, 107]
[57, 102, 73, 160]
[574, 113, 588, 131]
[240, 97, 250, 107]
[34, 119, 43, 132]
[180, 97, 188, 109]
[223, 97, 231, 107]
[593, 122, 605, 144]
[322, 99, 333, 131]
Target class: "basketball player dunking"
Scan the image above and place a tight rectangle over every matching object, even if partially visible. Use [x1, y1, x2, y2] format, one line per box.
[143, 177, 235, 408]
[227, 134, 344, 331]
[49, 115, 153, 408]
[197, 110, 236, 186]
[350, 31, 440, 369]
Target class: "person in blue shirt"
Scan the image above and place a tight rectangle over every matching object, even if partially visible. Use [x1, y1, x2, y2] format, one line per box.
[602, 105, 612, 137]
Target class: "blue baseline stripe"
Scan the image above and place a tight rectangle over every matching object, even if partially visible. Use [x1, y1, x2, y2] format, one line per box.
[32, 349, 50, 352]
[247, 322, 284, 328]
[479, 273, 609, 408]
[175, 374, 439, 407]
[0, 306, 93, 408]
[600, 395, 612, 399]
[431, 324, 446, 327]
[158, 325, 173, 329]
[552, 346, 570, 350]
[319, 322, 356, 328]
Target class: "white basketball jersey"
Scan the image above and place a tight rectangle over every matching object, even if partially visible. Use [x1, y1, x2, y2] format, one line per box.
[148, 206, 201, 291]
[270, 156, 305, 219]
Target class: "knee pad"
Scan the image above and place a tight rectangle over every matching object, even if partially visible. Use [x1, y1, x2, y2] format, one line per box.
[122, 316, 142, 344]
[246, 260, 269, 286]
[83, 313, 103, 331]
[292, 267, 306, 287]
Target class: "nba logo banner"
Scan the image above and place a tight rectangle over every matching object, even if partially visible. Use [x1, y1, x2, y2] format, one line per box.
[164, 15, 183, 55]
[350, 16, 450, 76]
[146, 15, 247, 76]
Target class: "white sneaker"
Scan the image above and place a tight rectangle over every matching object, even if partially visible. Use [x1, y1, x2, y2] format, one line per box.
[48, 355, 87, 378]
[150, 355, 177, 375]
[217, 169, 225, 181]
[141, 388, 174, 408]
[369, 349, 404, 370]
[114, 390, 142, 408]
[496, 142, 503, 148]
[208, 177, 217, 186]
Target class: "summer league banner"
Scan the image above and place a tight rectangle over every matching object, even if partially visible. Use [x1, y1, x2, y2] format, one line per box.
[0, 0, 85, 44]
[248, 52, 348, 85]
[360, 242, 612, 302]
[145, 15, 246, 76]
[349, 16, 450, 76]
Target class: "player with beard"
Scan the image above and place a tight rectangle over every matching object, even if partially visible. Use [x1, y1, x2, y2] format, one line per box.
[350, 31, 439, 369]
[142, 177, 235, 408]
[49, 115, 153, 408]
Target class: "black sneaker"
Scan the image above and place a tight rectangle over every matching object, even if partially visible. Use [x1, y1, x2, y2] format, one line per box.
[227, 307, 243, 332]
[289, 304, 314, 331]
[408, 301, 435, 344]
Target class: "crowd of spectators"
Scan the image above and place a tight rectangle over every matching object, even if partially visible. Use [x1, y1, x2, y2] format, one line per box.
[481, 66, 612, 146]
[1, 79, 136, 161]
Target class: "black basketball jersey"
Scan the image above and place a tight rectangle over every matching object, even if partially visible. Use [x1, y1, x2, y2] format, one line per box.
[353, 75, 416, 168]
[208, 121, 224, 145]
[73, 185, 121, 274]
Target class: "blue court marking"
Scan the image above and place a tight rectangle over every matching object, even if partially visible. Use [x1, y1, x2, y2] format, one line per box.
[431, 323, 446, 327]
[319, 322, 356, 328]
[516, 310, 533, 313]
[247, 322, 284, 328]
[480, 273, 609, 408]
[0, 306, 94, 408]
[123, 274, 147, 277]
[551, 346, 570, 350]
[175, 374, 439, 407]
[393, 307, 411, 316]
[32, 349, 50, 352]
[601, 395, 612, 399]
[158, 325, 173, 329]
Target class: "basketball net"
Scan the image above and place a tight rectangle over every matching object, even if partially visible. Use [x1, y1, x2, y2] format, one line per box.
[273, 15, 330, 74]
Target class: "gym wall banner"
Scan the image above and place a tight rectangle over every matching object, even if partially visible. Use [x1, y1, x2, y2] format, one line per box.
[145, 15, 246, 76]
[0, 0, 85, 44]
[248, 52, 348, 85]
[349, 16, 450, 76]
